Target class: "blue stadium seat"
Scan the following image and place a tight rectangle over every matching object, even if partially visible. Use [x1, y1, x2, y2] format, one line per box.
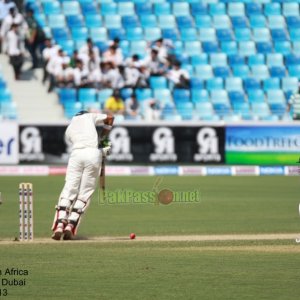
[228, 91, 245, 104]
[247, 89, 265, 103]
[59, 40, 74, 56]
[135, 3, 152, 15]
[234, 28, 251, 42]
[154, 89, 172, 104]
[176, 16, 193, 29]
[104, 15, 121, 29]
[233, 102, 252, 119]
[98, 89, 113, 104]
[78, 88, 97, 103]
[58, 88, 77, 105]
[48, 15, 66, 28]
[232, 65, 250, 79]
[264, 3, 281, 16]
[288, 66, 300, 77]
[228, 54, 245, 66]
[199, 28, 216, 42]
[52, 28, 69, 41]
[213, 66, 230, 78]
[293, 41, 300, 55]
[206, 78, 223, 91]
[274, 41, 292, 55]
[90, 28, 107, 41]
[43, 1, 61, 16]
[173, 89, 190, 103]
[226, 77, 243, 91]
[268, 16, 286, 29]
[228, 3, 245, 17]
[34, 13, 47, 27]
[118, 2, 135, 16]
[124, 28, 141, 41]
[209, 3, 226, 16]
[267, 53, 284, 67]
[195, 102, 218, 120]
[67, 15, 85, 28]
[253, 28, 270, 42]
[176, 102, 194, 120]
[248, 54, 265, 66]
[221, 41, 237, 55]
[251, 102, 270, 119]
[256, 42, 273, 54]
[184, 41, 201, 56]
[85, 15, 102, 28]
[108, 27, 125, 41]
[263, 78, 280, 92]
[246, 3, 262, 16]
[120, 88, 133, 100]
[282, 3, 299, 17]
[136, 89, 152, 101]
[191, 90, 208, 103]
[122, 16, 139, 29]
[144, 27, 161, 42]
[190, 77, 203, 89]
[194, 65, 213, 80]
[269, 103, 286, 119]
[251, 65, 269, 80]
[249, 15, 266, 28]
[101, 3, 117, 15]
[130, 40, 147, 56]
[154, 3, 171, 15]
[213, 15, 231, 29]
[172, 2, 190, 17]
[190, 54, 208, 66]
[202, 42, 219, 53]
[282, 77, 299, 93]
[271, 29, 288, 41]
[244, 78, 261, 91]
[210, 90, 229, 104]
[286, 16, 300, 28]
[62, 1, 81, 16]
[289, 28, 300, 41]
[140, 15, 157, 28]
[64, 102, 82, 119]
[285, 54, 300, 66]
[217, 29, 233, 42]
[81, 2, 98, 15]
[162, 29, 178, 41]
[231, 17, 248, 30]
[150, 77, 167, 89]
[180, 28, 197, 42]
[158, 15, 176, 29]
[210, 53, 227, 67]
[71, 28, 88, 41]
[195, 15, 211, 28]
[190, 3, 207, 16]
[267, 90, 285, 104]
[239, 41, 256, 56]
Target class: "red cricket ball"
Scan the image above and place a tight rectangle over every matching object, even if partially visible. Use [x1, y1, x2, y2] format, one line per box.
[130, 233, 136, 240]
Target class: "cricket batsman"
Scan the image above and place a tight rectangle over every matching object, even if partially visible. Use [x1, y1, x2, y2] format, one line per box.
[51, 110, 114, 240]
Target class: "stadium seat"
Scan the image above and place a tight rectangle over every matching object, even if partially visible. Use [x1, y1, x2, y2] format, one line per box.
[162, 29, 178, 41]
[195, 102, 215, 120]
[81, 2, 98, 15]
[228, 3, 245, 17]
[191, 3, 207, 16]
[122, 16, 139, 29]
[288, 65, 300, 77]
[226, 77, 243, 91]
[249, 15, 266, 28]
[266, 53, 284, 67]
[252, 102, 270, 119]
[59, 40, 74, 56]
[154, 3, 171, 15]
[154, 89, 172, 103]
[130, 41, 147, 56]
[98, 89, 113, 105]
[48, 15, 66, 28]
[286, 16, 300, 29]
[202, 42, 219, 53]
[264, 3, 281, 16]
[90, 28, 107, 41]
[274, 41, 292, 55]
[190, 54, 208, 66]
[256, 42, 273, 54]
[136, 88, 152, 101]
[269, 66, 286, 78]
[271, 29, 288, 42]
[269, 103, 286, 119]
[62, 1, 81, 16]
[67, 15, 85, 28]
[268, 16, 286, 29]
[248, 54, 265, 66]
[283, 3, 299, 17]
[233, 102, 252, 119]
[253, 28, 270, 42]
[244, 78, 261, 91]
[282, 77, 299, 93]
[210, 53, 227, 67]
[118, 2, 135, 16]
[213, 15, 231, 29]
[199, 28, 216, 42]
[234, 28, 251, 42]
[251, 65, 269, 80]
[176, 102, 194, 120]
[210, 90, 229, 104]
[263, 78, 280, 91]
[246, 3, 262, 16]
[206, 78, 223, 91]
[104, 15, 121, 29]
[43, 1, 61, 16]
[217, 29, 233, 42]
[176, 16, 194, 29]
[172, 2, 190, 17]
[158, 15, 176, 29]
[285, 54, 300, 66]
[194, 65, 213, 80]
[135, 3, 152, 15]
[289, 28, 300, 41]
[232, 65, 250, 79]
[195, 15, 211, 29]
[221, 41, 237, 55]
[247, 89, 265, 103]
[209, 3, 226, 16]
[140, 15, 157, 28]
[228, 91, 245, 104]
[231, 16, 248, 28]
[71, 28, 88, 41]
[190, 78, 203, 89]
[149, 77, 167, 89]
[101, 3, 117, 15]
[64, 102, 82, 119]
[184, 41, 201, 56]
[173, 89, 190, 103]
[85, 15, 102, 28]
[52, 28, 69, 41]
[239, 41, 256, 56]
[191, 90, 208, 103]
[78, 89, 97, 103]
[267, 90, 285, 104]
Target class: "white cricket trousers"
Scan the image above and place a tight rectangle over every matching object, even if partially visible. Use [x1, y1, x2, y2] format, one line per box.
[60, 147, 102, 203]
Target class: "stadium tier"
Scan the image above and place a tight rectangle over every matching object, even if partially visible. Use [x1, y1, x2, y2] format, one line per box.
[25, 0, 300, 121]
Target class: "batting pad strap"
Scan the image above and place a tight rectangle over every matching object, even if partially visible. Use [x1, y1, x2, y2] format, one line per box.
[55, 205, 67, 211]
[103, 124, 112, 130]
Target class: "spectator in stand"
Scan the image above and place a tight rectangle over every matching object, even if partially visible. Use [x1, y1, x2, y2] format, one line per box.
[143, 98, 161, 121]
[102, 62, 124, 89]
[46, 48, 65, 92]
[1, 6, 27, 54]
[102, 44, 123, 67]
[104, 89, 125, 115]
[42, 38, 57, 83]
[73, 59, 89, 89]
[87, 54, 102, 89]
[136, 65, 150, 88]
[0, 0, 16, 33]
[25, 9, 45, 69]
[288, 87, 300, 120]
[7, 23, 24, 79]
[166, 61, 190, 89]
[69, 49, 79, 68]
[56, 56, 74, 88]
[125, 92, 140, 118]
[143, 48, 167, 76]
[79, 38, 100, 65]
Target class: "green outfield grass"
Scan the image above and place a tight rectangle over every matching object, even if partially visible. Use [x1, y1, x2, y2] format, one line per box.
[0, 176, 300, 299]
